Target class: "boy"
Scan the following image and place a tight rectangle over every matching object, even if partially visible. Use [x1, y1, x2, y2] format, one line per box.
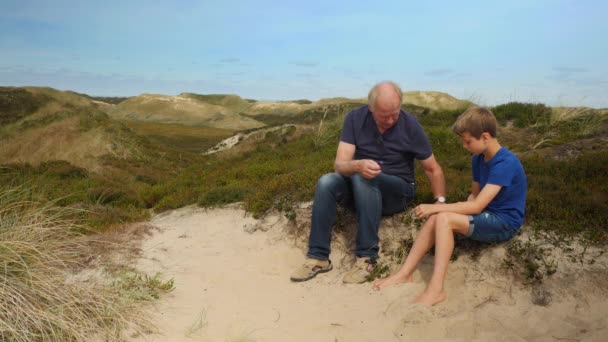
[373, 106, 527, 306]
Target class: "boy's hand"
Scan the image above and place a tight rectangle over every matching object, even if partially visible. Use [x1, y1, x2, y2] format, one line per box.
[414, 204, 435, 218]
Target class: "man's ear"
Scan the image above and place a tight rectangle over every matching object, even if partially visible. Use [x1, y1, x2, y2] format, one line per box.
[481, 132, 492, 141]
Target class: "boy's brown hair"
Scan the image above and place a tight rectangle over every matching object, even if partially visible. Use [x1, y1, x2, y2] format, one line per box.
[452, 106, 497, 139]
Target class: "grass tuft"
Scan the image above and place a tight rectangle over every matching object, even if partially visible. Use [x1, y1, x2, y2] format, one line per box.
[0, 187, 162, 341]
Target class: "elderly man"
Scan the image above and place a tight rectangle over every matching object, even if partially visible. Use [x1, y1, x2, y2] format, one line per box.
[290, 81, 446, 284]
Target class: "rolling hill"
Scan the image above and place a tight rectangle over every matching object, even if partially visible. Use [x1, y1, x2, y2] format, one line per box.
[0, 87, 141, 172]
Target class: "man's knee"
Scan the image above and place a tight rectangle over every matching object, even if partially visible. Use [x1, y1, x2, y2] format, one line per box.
[316, 173, 343, 191]
[351, 173, 378, 192]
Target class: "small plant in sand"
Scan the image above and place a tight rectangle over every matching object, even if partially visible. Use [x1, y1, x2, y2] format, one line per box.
[112, 271, 175, 301]
[365, 262, 391, 282]
[503, 238, 558, 285]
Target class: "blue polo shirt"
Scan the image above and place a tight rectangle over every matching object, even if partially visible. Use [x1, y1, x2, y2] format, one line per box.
[340, 105, 433, 183]
[472, 147, 527, 229]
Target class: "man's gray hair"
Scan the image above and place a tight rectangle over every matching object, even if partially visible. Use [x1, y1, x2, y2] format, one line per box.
[368, 81, 403, 111]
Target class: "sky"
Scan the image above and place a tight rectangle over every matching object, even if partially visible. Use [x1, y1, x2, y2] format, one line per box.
[1, 0, 607, 107]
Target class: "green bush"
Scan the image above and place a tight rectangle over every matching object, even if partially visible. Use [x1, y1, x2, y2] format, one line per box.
[493, 102, 552, 128]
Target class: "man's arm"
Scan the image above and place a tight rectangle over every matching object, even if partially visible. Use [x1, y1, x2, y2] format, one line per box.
[334, 141, 381, 179]
[418, 154, 446, 201]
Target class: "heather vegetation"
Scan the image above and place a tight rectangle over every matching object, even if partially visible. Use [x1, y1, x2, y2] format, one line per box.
[2, 91, 606, 242]
[141, 101, 608, 244]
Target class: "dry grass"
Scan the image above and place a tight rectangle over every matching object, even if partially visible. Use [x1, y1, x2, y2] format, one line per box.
[0, 187, 164, 341]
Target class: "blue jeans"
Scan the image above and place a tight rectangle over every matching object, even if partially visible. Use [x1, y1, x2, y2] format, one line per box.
[307, 172, 415, 260]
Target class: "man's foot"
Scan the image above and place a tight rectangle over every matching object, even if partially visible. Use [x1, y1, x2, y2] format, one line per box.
[290, 258, 333, 282]
[372, 273, 412, 291]
[342, 257, 377, 284]
[414, 289, 446, 306]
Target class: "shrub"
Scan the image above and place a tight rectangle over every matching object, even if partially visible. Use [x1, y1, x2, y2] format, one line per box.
[40, 160, 89, 179]
[493, 102, 552, 128]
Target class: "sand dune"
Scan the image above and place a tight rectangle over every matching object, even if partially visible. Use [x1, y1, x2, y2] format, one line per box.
[130, 205, 608, 342]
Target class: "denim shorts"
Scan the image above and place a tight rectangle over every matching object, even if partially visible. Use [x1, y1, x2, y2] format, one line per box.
[465, 211, 518, 243]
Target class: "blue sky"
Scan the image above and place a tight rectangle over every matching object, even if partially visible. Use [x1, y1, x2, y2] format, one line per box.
[1, 0, 607, 107]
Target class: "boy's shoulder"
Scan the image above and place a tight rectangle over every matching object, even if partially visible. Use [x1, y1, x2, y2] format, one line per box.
[473, 147, 523, 168]
[497, 147, 522, 164]
[490, 148, 525, 174]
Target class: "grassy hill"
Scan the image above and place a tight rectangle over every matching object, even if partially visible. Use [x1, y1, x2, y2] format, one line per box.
[0, 87, 141, 172]
[109, 93, 265, 130]
[1, 86, 606, 242]
[109, 91, 471, 127]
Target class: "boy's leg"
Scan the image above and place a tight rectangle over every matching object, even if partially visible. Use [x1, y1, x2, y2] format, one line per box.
[307, 173, 351, 260]
[373, 214, 438, 290]
[415, 212, 469, 306]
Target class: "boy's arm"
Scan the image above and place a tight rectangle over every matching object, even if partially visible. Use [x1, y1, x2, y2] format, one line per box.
[415, 183, 501, 218]
[467, 181, 481, 201]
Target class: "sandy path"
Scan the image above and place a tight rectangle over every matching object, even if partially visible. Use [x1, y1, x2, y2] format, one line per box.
[132, 206, 608, 342]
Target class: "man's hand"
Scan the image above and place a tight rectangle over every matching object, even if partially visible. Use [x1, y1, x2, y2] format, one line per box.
[358, 159, 381, 179]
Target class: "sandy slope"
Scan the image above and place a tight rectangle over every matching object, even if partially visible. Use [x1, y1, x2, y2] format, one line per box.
[131, 205, 608, 342]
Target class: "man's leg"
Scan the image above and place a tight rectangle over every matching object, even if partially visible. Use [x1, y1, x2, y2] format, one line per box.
[350, 173, 383, 259]
[377, 173, 415, 216]
[351, 173, 413, 258]
[307, 173, 350, 260]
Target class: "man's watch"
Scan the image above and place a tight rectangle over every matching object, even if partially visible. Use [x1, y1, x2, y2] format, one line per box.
[435, 196, 446, 203]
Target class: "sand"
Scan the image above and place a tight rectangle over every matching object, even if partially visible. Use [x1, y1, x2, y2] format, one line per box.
[129, 205, 608, 342]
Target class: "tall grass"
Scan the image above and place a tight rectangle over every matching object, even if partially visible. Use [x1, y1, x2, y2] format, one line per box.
[0, 187, 167, 341]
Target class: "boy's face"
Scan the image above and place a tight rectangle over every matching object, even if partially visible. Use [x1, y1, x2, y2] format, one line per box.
[460, 132, 486, 154]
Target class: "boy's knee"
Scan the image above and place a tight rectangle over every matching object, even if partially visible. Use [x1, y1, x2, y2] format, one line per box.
[435, 212, 450, 224]
[435, 213, 456, 231]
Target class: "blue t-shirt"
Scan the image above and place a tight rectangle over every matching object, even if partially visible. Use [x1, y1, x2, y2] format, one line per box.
[472, 147, 527, 229]
[340, 105, 432, 183]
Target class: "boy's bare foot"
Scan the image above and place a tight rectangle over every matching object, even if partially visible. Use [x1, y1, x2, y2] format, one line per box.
[414, 289, 446, 306]
[372, 273, 412, 291]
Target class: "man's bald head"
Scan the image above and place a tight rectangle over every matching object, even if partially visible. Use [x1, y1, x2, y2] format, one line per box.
[368, 81, 403, 133]
[368, 81, 403, 112]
